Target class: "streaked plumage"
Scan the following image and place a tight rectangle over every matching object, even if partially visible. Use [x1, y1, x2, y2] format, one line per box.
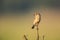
[32, 12, 41, 29]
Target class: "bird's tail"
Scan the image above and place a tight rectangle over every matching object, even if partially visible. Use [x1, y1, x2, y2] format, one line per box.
[32, 25, 35, 29]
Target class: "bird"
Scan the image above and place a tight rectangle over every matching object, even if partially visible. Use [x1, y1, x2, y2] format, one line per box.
[32, 12, 41, 29]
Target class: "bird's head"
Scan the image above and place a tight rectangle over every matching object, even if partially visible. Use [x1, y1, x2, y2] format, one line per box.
[33, 12, 40, 16]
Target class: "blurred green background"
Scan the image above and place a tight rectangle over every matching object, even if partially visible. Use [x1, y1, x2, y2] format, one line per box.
[0, 0, 60, 40]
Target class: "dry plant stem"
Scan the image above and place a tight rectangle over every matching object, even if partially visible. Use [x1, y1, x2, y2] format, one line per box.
[24, 35, 28, 40]
[37, 25, 39, 40]
[43, 35, 44, 40]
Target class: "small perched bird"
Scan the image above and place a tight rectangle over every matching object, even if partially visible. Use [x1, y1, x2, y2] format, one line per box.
[32, 12, 41, 29]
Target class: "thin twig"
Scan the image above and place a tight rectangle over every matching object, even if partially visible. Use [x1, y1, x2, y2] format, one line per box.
[24, 35, 28, 40]
[37, 25, 39, 40]
[43, 35, 45, 40]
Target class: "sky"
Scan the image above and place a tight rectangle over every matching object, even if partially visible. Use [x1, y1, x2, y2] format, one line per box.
[0, 0, 60, 40]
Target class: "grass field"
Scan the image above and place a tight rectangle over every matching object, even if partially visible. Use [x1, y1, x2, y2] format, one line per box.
[0, 8, 60, 40]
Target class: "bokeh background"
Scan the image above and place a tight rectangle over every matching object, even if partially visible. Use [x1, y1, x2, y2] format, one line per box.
[0, 0, 60, 40]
